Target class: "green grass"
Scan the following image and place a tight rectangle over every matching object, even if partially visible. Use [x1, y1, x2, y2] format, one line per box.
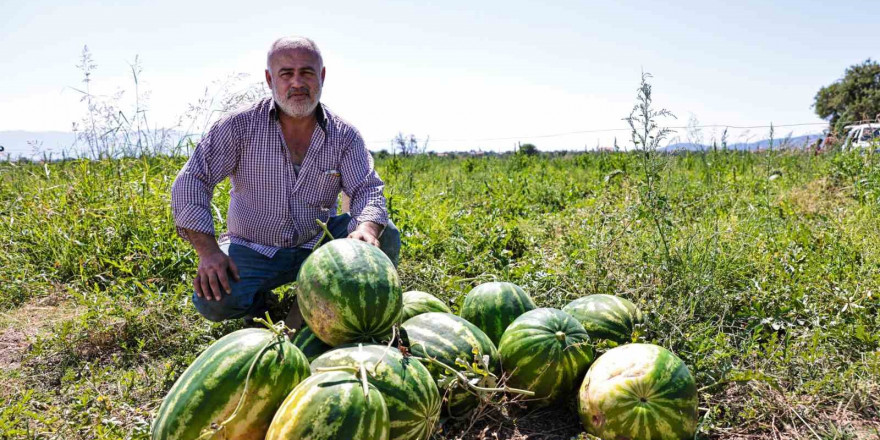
[1, 150, 879, 439]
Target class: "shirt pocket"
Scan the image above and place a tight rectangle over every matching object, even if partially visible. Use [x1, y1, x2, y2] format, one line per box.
[304, 168, 342, 210]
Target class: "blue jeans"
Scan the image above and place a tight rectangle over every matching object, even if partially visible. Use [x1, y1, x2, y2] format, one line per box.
[192, 214, 400, 322]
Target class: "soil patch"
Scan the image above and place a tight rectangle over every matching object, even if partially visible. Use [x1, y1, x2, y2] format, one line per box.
[0, 294, 83, 372]
[439, 405, 585, 440]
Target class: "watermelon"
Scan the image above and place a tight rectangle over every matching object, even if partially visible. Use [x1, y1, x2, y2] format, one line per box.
[311, 344, 441, 440]
[400, 312, 500, 417]
[151, 328, 310, 440]
[563, 294, 644, 344]
[578, 344, 698, 440]
[400, 291, 451, 323]
[297, 239, 403, 346]
[498, 308, 594, 405]
[291, 325, 332, 361]
[266, 370, 390, 440]
[460, 282, 536, 345]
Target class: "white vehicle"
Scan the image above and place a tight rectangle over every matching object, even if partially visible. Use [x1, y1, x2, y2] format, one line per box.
[842, 122, 880, 149]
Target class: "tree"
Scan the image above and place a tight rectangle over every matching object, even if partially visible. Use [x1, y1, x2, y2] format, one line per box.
[518, 143, 538, 156]
[392, 132, 429, 156]
[814, 59, 880, 133]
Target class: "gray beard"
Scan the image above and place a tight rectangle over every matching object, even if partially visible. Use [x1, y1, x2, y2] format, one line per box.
[273, 89, 321, 119]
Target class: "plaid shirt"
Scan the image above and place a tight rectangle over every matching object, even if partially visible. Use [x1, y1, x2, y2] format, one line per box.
[171, 98, 388, 258]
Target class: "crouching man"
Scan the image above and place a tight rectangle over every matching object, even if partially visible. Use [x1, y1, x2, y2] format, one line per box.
[170, 36, 399, 329]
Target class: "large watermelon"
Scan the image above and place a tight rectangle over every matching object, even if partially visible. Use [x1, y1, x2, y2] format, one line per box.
[297, 239, 402, 346]
[311, 344, 441, 440]
[498, 308, 594, 405]
[563, 294, 644, 344]
[151, 328, 310, 440]
[459, 282, 536, 345]
[578, 344, 698, 440]
[400, 291, 451, 323]
[291, 324, 332, 361]
[266, 370, 390, 440]
[400, 312, 500, 417]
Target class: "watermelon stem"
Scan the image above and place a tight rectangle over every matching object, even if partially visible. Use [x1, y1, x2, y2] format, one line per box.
[314, 366, 360, 374]
[410, 348, 535, 397]
[369, 324, 398, 376]
[315, 219, 333, 247]
[253, 311, 296, 340]
[312, 347, 373, 401]
[357, 344, 370, 401]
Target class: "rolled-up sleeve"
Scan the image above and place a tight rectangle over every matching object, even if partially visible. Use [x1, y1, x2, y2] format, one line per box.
[170, 115, 241, 241]
[339, 129, 388, 234]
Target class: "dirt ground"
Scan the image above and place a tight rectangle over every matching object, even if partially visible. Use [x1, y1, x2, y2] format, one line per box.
[0, 293, 82, 396]
[436, 404, 585, 440]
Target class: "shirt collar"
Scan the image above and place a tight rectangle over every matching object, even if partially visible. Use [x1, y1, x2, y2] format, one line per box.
[268, 98, 328, 132]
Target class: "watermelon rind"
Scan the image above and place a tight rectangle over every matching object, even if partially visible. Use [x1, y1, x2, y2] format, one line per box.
[578, 343, 698, 440]
[266, 370, 390, 440]
[297, 238, 402, 346]
[400, 291, 451, 323]
[400, 312, 500, 417]
[563, 294, 644, 344]
[151, 328, 310, 440]
[498, 308, 594, 405]
[291, 324, 332, 361]
[311, 344, 441, 440]
[460, 281, 537, 346]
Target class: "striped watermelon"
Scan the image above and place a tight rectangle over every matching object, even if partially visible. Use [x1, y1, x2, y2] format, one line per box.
[400, 312, 500, 417]
[297, 239, 402, 346]
[498, 308, 594, 405]
[563, 294, 644, 344]
[400, 291, 451, 322]
[291, 325, 332, 361]
[151, 328, 310, 440]
[266, 370, 390, 440]
[578, 344, 698, 440]
[311, 344, 441, 440]
[460, 282, 536, 345]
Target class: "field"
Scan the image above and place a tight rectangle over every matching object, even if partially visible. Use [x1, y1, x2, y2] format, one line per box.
[1, 149, 879, 439]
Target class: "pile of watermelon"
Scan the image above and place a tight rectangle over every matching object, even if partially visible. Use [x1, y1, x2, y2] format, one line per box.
[151, 239, 698, 440]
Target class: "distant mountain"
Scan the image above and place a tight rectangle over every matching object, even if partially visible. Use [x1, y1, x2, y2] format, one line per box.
[0, 131, 79, 159]
[662, 134, 822, 152]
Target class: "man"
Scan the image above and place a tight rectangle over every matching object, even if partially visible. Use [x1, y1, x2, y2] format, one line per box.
[822, 130, 837, 152]
[171, 37, 399, 329]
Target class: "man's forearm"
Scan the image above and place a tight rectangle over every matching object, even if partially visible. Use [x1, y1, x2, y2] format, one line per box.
[184, 229, 222, 257]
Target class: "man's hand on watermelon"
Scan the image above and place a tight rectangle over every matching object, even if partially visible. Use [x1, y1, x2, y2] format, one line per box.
[347, 221, 382, 248]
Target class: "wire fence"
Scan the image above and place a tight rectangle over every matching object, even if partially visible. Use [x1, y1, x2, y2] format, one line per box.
[363, 122, 830, 153]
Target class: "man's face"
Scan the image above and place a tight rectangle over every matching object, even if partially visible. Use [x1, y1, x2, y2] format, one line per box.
[265, 48, 325, 119]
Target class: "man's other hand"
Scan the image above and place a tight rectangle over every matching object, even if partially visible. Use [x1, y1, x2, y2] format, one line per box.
[348, 221, 382, 247]
[194, 249, 240, 301]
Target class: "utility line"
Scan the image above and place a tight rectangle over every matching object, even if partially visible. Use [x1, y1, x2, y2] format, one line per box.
[367, 122, 828, 144]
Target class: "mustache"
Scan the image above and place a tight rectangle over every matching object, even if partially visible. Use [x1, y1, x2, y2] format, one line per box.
[286, 87, 311, 99]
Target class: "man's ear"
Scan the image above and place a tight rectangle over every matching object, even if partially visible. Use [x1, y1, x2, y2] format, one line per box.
[265, 69, 273, 88]
[320, 66, 326, 84]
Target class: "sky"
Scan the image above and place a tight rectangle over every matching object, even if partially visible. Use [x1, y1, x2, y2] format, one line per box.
[1, 0, 877, 154]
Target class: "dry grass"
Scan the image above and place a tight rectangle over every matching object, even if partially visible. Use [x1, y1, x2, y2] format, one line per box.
[782, 177, 851, 216]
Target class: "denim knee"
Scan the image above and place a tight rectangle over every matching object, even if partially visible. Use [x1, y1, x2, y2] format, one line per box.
[192, 290, 256, 322]
[380, 219, 401, 267]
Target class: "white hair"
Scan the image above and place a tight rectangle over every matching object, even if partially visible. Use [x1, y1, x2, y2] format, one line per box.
[266, 37, 323, 71]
